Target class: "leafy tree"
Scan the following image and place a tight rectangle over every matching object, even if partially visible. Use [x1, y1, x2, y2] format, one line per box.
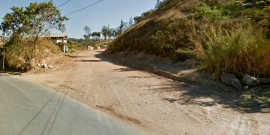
[92, 31, 101, 40]
[0, 1, 68, 44]
[83, 26, 91, 40]
[97, 32, 101, 40]
[108, 28, 114, 39]
[101, 26, 109, 40]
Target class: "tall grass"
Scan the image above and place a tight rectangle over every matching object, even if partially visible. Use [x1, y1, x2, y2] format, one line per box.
[108, 0, 270, 77]
[190, 20, 270, 76]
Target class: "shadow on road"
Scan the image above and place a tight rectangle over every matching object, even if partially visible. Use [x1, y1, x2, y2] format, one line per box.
[65, 55, 91, 58]
[76, 60, 103, 62]
[114, 68, 135, 72]
[146, 82, 270, 113]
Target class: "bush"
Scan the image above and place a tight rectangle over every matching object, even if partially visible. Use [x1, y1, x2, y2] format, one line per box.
[4, 38, 26, 70]
[190, 19, 270, 76]
[67, 41, 77, 53]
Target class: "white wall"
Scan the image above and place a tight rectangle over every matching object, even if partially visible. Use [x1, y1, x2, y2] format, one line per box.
[56, 39, 67, 43]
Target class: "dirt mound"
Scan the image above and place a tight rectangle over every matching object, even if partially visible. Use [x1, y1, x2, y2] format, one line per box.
[25, 39, 70, 74]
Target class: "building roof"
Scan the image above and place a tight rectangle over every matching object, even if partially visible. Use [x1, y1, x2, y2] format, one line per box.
[41, 34, 68, 38]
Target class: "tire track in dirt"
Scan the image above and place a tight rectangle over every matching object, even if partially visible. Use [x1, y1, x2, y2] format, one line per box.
[19, 50, 270, 135]
[57, 60, 79, 93]
[40, 61, 79, 135]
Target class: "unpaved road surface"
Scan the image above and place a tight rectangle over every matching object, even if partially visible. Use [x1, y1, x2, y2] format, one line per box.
[20, 50, 270, 135]
[0, 73, 138, 135]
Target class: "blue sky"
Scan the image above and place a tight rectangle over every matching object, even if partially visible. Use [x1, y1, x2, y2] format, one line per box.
[0, 0, 157, 38]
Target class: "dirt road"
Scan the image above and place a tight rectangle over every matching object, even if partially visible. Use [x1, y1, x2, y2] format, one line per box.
[20, 50, 270, 135]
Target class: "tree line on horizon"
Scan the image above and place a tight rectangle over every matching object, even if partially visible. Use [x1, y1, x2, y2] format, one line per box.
[82, 18, 134, 41]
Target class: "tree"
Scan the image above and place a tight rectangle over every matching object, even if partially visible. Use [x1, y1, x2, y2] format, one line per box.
[155, 0, 161, 9]
[119, 20, 127, 34]
[134, 16, 142, 23]
[101, 26, 109, 40]
[108, 28, 114, 40]
[97, 32, 101, 40]
[83, 26, 91, 40]
[0, 1, 68, 44]
[92, 31, 101, 41]
[113, 28, 120, 37]
[128, 17, 134, 28]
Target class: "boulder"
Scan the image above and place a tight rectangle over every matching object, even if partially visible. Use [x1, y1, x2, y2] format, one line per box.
[220, 72, 242, 89]
[243, 2, 253, 8]
[241, 74, 259, 87]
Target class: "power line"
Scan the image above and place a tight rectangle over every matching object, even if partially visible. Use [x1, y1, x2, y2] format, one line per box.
[58, 0, 71, 8]
[64, 0, 103, 16]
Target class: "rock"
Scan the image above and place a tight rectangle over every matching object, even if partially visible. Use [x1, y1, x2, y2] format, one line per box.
[259, 77, 270, 84]
[48, 65, 53, 69]
[43, 64, 47, 68]
[220, 72, 242, 89]
[251, 87, 261, 92]
[241, 74, 259, 87]
[243, 2, 254, 8]
[37, 63, 41, 67]
[243, 86, 249, 90]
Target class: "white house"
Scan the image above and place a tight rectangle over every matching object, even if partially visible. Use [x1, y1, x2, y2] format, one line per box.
[41, 34, 68, 43]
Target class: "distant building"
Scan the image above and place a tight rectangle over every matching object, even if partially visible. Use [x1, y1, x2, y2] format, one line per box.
[41, 34, 68, 44]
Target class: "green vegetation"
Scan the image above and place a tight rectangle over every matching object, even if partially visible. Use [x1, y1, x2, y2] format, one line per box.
[67, 41, 77, 53]
[0, 1, 68, 44]
[108, 0, 270, 77]
[0, 1, 68, 70]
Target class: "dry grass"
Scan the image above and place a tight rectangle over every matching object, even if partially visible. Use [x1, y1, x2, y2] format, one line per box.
[108, 0, 270, 77]
[5, 38, 63, 70]
[190, 20, 270, 76]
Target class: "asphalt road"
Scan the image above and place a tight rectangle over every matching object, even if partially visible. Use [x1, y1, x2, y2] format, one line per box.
[0, 73, 138, 135]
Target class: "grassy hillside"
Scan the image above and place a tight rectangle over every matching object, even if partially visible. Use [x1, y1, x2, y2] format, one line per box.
[108, 0, 270, 77]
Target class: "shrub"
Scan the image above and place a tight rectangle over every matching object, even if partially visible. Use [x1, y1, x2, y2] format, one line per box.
[67, 41, 77, 53]
[150, 19, 195, 60]
[4, 38, 25, 70]
[190, 19, 270, 76]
